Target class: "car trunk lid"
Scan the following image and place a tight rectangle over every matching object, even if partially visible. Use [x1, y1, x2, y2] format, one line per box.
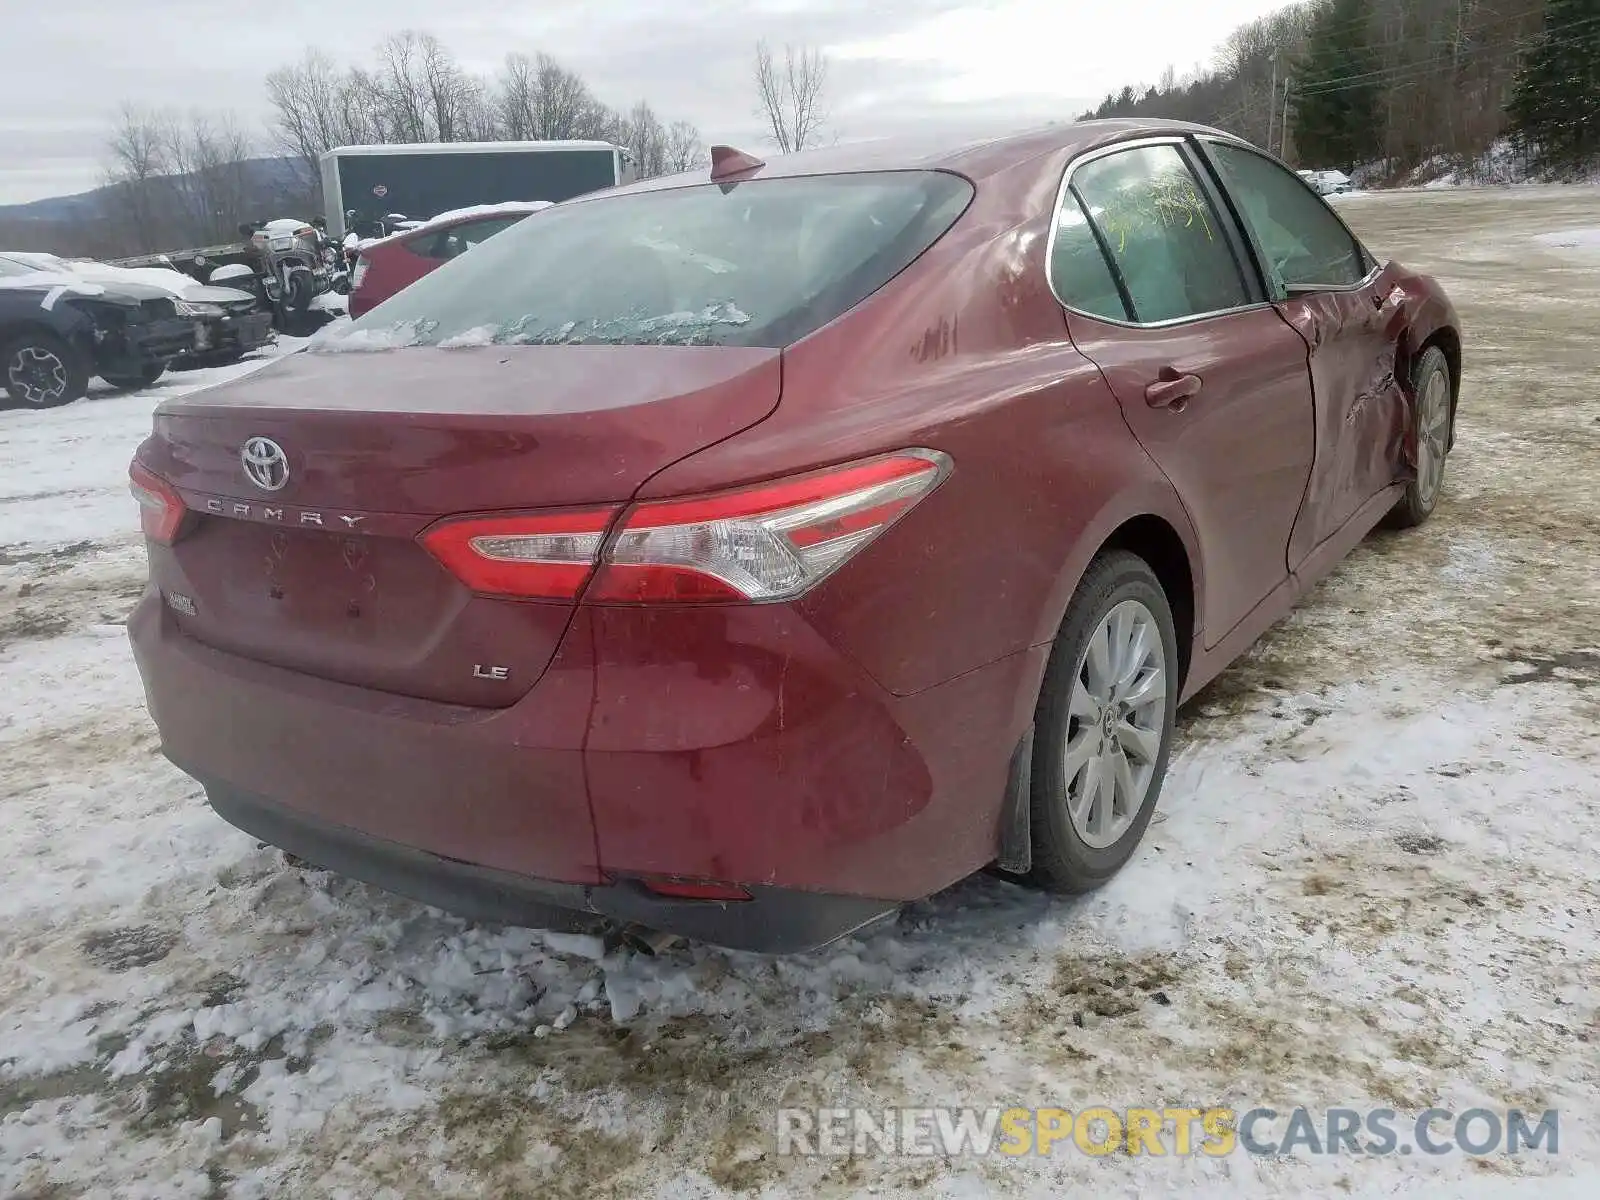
[138, 344, 781, 706]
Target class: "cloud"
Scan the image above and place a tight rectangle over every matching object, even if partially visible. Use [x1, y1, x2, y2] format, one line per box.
[0, 0, 1274, 205]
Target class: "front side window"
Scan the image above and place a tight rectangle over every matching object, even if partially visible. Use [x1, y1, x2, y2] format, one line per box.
[331, 171, 973, 350]
[1067, 144, 1249, 324]
[1206, 143, 1367, 292]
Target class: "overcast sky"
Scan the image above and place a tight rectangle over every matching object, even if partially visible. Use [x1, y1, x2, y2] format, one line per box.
[0, 0, 1290, 206]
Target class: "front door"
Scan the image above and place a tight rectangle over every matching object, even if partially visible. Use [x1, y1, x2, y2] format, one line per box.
[1200, 140, 1411, 565]
[1049, 140, 1317, 649]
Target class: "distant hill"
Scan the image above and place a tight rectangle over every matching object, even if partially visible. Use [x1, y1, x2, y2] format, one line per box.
[0, 157, 309, 225]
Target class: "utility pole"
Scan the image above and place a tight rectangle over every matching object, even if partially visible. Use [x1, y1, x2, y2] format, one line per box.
[1268, 54, 1278, 155]
[1280, 75, 1292, 160]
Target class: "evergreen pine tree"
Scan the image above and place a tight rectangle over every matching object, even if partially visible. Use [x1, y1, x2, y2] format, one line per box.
[1293, 0, 1382, 171]
[1509, 0, 1600, 174]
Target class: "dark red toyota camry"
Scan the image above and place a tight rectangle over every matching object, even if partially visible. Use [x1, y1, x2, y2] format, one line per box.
[128, 120, 1461, 953]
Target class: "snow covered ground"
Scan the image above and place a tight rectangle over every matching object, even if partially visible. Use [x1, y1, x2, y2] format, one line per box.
[3, 189, 1599, 1198]
[1533, 228, 1600, 257]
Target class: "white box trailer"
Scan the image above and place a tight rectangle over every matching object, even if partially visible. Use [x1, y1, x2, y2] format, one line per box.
[320, 140, 638, 240]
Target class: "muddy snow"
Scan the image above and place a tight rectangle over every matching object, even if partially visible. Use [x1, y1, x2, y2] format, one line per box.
[3, 188, 1599, 1198]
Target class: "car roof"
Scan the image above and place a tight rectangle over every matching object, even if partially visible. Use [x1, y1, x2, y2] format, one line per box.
[604, 119, 1242, 198]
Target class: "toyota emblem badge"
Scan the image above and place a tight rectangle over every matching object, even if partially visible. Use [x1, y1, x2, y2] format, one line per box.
[241, 436, 290, 492]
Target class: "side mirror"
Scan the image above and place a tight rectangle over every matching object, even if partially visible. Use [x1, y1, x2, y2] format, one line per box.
[238, 222, 257, 237]
[311, 216, 327, 230]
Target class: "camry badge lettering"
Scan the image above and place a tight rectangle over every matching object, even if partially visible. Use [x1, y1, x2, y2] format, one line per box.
[473, 665, 511, 681]
[204, 498, 371, 528]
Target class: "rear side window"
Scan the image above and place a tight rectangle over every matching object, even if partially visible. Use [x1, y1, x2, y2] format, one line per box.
[411, 216, 527, 261]
[339, 172, 973, 349]
[1049, 195, 1128, 321]
[1206, 143, 1367, 291]
[1067, 144, 1249, 324]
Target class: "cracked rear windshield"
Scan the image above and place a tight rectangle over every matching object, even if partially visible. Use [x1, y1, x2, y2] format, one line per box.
[331, 171, 972, 350]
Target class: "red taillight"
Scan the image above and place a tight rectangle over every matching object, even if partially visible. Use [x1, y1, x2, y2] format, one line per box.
[640, 877, 752, 901]
[419, 450, 950, 605]
[420, 507, 619, 600]
[129, 461, 186, 544]
[588, 450, 950, 604]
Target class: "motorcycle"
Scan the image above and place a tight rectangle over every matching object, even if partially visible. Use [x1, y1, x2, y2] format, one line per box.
[233, 217, 345, 333]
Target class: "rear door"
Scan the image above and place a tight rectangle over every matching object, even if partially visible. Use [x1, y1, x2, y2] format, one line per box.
[1050, 138, 1317, 649]
[1198, 139, 1408, 566]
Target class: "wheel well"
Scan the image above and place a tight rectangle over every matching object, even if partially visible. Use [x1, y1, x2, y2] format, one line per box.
[1101, 515, 1195, 690]
[1, 320, 66, 347]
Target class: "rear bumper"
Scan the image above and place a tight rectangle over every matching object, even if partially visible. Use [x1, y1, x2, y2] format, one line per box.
[130, 592, 1043, 952]
[203, 780, 898, 954]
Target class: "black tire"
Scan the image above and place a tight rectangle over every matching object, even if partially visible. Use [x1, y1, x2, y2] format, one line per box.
[101, 362, 167, 390]
[1, 330, 89, 409]
[1027, 550, 1179, 893]
[1387, 345, 1453, 529]
[285, 269, 315, 311]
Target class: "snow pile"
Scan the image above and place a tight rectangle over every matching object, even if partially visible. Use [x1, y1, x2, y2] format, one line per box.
[1418, 140, 1527, 188]
[436, 325, 499, 349]
[309, 318, 432, 352]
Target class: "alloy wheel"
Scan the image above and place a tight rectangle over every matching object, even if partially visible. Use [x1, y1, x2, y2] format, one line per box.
[6, 346, 69, 407]
[1415, 370, 1451, 507]
[1062, 598, 1168, 849]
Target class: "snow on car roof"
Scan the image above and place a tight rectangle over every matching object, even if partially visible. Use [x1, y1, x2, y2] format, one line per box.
[0, 271, 106, 297]
[357, 202, 550, 252]
[1, 250, 241, 301]
[425, 201, 552, 226]
[2, 251, 69, 269]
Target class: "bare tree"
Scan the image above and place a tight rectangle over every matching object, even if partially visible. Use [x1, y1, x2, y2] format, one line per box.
[664, 120, 707, 172]
[496, 53, 537, 139]
[495, 52, 604, 141]
[374, 31, 432, 142]
[268, 51, 361, 172]
[420, 33, 481, 141]
[534, 54, 600, 139]
[180, 112, 256, 242]
[618, 101, 670, 177]
[102, 105, 258, 251]
[103, 104, 171, 252]
[754, 40, 828, 153]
